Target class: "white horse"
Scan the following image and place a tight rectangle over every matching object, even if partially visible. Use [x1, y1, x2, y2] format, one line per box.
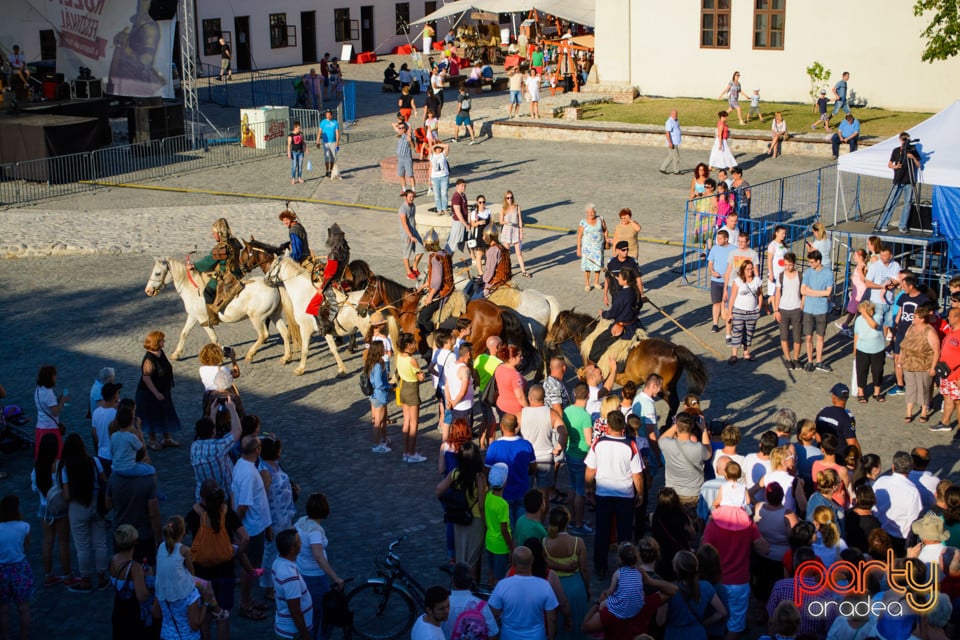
[485, 285, 561, 353]
[144, 258, 290, 362]
[267, 256, 356, 377]
[329, 288, 401, 372]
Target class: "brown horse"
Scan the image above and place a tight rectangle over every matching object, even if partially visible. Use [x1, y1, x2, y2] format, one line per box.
[461, 298, 542, 379]
[356, 274, 425, 351]
[241, 238, 375, 290]
[545, 309, 708, 420]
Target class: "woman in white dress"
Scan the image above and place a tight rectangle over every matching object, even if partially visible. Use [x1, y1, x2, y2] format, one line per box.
[708, 110, 737, 170]
[499, 190, 530, 277]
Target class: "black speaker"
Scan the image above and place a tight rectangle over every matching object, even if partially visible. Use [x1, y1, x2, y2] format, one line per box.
[42, 72, 65, 83]
[907, 202, 933, 232]
[128, 104, 185, 143]
[148, 0, 177, 21]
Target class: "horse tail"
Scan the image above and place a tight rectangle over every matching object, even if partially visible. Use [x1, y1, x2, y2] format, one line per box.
[673, 344, 707, 395]
[280, 288, 302, 350]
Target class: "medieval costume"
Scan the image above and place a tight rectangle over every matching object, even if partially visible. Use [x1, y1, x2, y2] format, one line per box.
[306, 223, 350, 316]
[192, 218, 244, 326]
[417, 229, 454, 337]
[279, 209, 311, 264]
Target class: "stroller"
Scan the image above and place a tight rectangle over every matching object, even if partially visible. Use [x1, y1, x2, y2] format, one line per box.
[292, 77, 308, 108]
[0, 403, 31, 454]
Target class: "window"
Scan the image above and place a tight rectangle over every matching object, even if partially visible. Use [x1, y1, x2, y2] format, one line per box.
[39, 30, 57, 60]
[395, 3, 410, 35]
[335, 8, 353, 42]
[701, 0, 731, 49]
[753, 0, 785, 49]
[270, 13, 288, 48]
[201, 19, 223, 56]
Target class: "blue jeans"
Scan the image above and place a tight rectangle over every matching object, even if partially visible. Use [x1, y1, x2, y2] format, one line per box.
[878, 183, 914, 231]
[507, 499, 525, 531]
[303, 574, 329, 640]
[831, 133, 858, 158]
[431, 175, 449, 212]
[291, 151, 304, 179]
[831, 99, 851, 116]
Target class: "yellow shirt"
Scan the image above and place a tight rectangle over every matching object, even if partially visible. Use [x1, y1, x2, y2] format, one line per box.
[396, 353, 420, 383]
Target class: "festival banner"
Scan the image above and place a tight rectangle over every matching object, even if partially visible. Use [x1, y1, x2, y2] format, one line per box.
[14, 0, 176, 99]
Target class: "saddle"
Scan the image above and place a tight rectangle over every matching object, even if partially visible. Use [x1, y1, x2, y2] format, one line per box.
[211, 272, 245, 314]
[431, 291, 467, 326]
[580, 319, 648, 379]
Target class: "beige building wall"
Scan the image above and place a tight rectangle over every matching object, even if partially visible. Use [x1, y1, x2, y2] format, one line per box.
[595, 0, 960, 112]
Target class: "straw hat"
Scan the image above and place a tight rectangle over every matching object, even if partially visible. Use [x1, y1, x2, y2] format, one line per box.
[370, 310, 387, 326]
[911, 512, 949, 542]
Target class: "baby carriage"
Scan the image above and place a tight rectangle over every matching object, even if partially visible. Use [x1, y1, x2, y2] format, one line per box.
[292, 77, 308, 108]
[0, 403, 31, 454]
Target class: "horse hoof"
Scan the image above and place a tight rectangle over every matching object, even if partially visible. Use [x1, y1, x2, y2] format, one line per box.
[336, 371, 349, 379]
[244, 354, 255, 363]
[293, 368, 305, 376]
[169, 352, 181, 361]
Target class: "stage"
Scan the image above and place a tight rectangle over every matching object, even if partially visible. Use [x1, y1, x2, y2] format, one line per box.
[829, 219, 950, 287]
[0, 97, 111, 165]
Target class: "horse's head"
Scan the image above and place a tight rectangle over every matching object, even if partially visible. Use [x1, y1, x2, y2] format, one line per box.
[145, 258, 170, 297]
[356, 277, 382, 317]
[241, 238, 278, 275]
[545, 309, 574, 350]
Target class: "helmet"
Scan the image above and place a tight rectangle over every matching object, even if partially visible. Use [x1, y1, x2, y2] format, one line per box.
[212, 218, 232, 239]
[424, 228, 440, 251]
[483, 226, 499, 243]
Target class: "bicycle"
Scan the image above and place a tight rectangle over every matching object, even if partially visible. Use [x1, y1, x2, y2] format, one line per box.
[346, 535, 491, 640]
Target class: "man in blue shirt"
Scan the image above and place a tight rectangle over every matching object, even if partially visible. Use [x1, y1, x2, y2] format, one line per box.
[317, 109, 341, 177]
[707, 229, 734, 333]
[831, 71, 851, 116]
[279, 209, 310, 264]
[830, 114, 859, 159]
[659, 109, 682, 175]
[801, 250, 835, 372]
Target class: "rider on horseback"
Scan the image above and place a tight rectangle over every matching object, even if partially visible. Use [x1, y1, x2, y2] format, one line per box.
[192, 218, 244, 327]
[417, 229, 454, 338]
[278, 209, 311, 265]
[306, 223, 350, 317]
[464, 226, 512, 301]
[588, 268, 641, 364]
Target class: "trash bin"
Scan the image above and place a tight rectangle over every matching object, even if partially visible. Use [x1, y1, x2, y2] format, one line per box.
[563, 74, 574, 93]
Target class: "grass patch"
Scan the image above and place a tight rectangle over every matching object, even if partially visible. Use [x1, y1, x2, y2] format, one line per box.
[580, 97, 933, 139]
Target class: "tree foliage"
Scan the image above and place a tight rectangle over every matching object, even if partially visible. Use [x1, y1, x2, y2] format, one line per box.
[805, 61, 831, 101]
[914, 0, 960, 62]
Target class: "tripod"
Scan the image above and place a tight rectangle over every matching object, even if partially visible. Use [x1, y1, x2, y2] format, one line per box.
[874, 138, 924, 235]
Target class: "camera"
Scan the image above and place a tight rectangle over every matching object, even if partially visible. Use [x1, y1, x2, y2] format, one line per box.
[223, 346, 235, 359]
[215, 396, 228, 411]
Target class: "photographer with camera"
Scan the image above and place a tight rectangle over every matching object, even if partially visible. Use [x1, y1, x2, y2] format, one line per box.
[198, 343, 244, 418]
[877, 132, 921, 233]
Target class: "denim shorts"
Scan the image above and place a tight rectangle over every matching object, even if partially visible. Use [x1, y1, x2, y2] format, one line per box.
[510, 90, 521, 105]
[878, 303, 894, 328]
[486, 551, 509, 582]
[534, 462, 554, 489]
[725, 583, 750, 633]
[566, 457, 586, 496]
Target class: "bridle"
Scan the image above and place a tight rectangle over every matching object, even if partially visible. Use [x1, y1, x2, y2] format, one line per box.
[145, 259, 173, 296]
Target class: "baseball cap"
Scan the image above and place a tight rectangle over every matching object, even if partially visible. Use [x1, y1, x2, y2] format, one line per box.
[615, 241, 629, 251]
[488, 462, 509, 488]
[830, 383, 849, 399]
[820, 89, 827, 94]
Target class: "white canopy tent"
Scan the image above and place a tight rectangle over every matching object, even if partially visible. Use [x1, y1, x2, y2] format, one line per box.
[410, 0, 595, 28]
[834, 100, 960, 224]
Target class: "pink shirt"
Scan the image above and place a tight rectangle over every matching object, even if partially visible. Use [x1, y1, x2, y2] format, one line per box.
[702, 517, 762, 585]
[494, 365, 525, 416]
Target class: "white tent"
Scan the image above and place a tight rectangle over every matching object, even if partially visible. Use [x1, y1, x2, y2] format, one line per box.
[837, 100, 960, 187]
[834, 100, 960, 225]
[411, 0, 595, 28]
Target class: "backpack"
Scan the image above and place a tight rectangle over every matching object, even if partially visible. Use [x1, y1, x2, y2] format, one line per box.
[439, 482, 473, 525]
[191, 507, 235, 566]
[479, 365, 500, 407]
[359, 371, 373, 397]
[459, 96, 471, 111]
[450, 600, 489, 640]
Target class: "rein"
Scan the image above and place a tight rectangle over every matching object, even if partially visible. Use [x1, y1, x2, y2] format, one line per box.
[184, 254, 200, 290]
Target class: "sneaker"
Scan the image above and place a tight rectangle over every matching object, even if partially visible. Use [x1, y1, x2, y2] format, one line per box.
[725, 335, 733, 345]
[929, 423, 953, 433]
[784, 358, 794, 371]
[833, 322, 847, 332]
[568, 524, 595, 536]
[710, 325, 720, 333]
[879, 227, 890, 233]
[68, 578, 93, 593]
[61, 575, 82, 588]
[888, 385, 905, 396]
[804, 362, 816, 373]
[211, 608, 231, 621]
[898, 228, 909, 234]
[841, 327, 853, 337]
[792, 359, 801, 370]
[815, 362, 833, 372]
[427, 207, 437, 212]
[405, 453, 427, 463]
[468, 140, 477, 145]
[43, 575, 63, 587]
[371, 443, 392, 454]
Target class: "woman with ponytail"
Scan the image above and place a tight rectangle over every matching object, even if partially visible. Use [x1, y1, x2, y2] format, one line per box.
[542, 506, 589, 639]
[656, 550, 727, 640]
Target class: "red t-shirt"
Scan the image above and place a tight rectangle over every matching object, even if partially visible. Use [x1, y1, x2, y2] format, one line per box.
[702, 518, 762, 585]
[494, 365, 526, 416]
[942, 331, 960, 380]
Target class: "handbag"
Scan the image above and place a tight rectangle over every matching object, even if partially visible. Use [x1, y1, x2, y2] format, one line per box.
[359, 371, 373, 397]
[479, 366, 500, 406]
[439, 483, 475, 525]
[935, 361, 958, 379]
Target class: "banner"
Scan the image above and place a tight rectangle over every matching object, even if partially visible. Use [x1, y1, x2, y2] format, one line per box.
[17, 0, 176, 99]
[933, 186, 960, 271]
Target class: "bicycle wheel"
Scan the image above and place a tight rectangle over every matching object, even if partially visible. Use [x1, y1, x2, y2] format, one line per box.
[346, 581, 417, 640]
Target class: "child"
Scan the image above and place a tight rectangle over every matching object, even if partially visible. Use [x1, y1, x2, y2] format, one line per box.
[714, 461, 750, 509]
[712, 424, 745, 476]
[484, 463, 512, 586]
[599, 542, 645, 618]
[811, 89, 831, 131]
[156, 516, 228, 621]
[715, 182, 734, 228]
[748, 88, 763, 123]
[717, 168, 733, 189]
[365, 310, 394, 383]
[811, 505, 847, 566]
[0, 495, 32, 639]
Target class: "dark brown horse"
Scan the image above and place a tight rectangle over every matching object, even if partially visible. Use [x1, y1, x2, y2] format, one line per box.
[545, 309, 708, 420]
[356, 274, 425, 351]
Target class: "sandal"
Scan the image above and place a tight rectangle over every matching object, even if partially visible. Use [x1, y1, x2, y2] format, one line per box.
[743, 354, 754, 361]
[873, 394, 886, 403]
[904, 416, 914, 424]
[238, 605, 267, 621]
[521, 271, 533, 278]
[728, 356, 738, 365]
[857, 395, 867, 404]
[919, 415, 930, 423]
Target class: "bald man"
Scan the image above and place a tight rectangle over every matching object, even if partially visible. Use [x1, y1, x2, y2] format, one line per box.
[474, 335, 504, 448]
[488, 547, 559, 640]
[659, 109, 682, 174]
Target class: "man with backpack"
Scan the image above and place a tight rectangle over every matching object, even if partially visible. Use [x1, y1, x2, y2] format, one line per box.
[412, 586, 452, 640]
[441, 563, 499, 640]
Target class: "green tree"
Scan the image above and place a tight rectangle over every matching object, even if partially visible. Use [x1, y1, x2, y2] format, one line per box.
[805, 61, 831, 102]
[914, 0, 960, 62]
